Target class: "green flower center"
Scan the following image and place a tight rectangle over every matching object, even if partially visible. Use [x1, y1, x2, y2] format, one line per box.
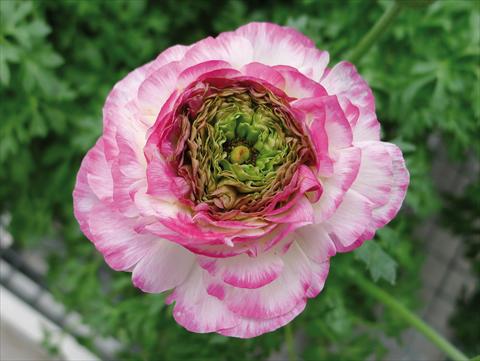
[230, 145, 250, 164]
[180, 83, 313, 215]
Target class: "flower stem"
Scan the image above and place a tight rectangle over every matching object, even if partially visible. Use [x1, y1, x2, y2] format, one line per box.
[348, 1, 403, 63]
[284, 323, 297, 361]
[349, 271, 469, 361]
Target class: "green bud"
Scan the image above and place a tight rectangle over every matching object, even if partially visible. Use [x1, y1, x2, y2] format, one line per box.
[230, 145, 250, 164]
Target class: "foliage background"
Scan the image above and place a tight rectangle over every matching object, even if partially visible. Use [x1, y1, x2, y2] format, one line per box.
[0, 0, 478, 359]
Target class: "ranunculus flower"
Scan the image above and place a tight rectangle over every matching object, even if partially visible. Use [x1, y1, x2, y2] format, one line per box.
[73, 22, 409, 338]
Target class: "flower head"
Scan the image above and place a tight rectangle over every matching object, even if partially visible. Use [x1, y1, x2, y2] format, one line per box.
[73, 22, 409, 338]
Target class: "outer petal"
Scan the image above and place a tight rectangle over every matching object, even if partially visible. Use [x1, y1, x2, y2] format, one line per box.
[234, 22, 329, 79]
[304, 261, 330, 298]
[218, 299, 306, 338]
[350, 141, 393, 206]
[199, 251, 284, 289]
[265, 196, 314, 225]
[132, 241, 195, 293]
[320, 61, 380, 142]
[241, 62, 286, 89]
[166, 266, 240, 333]
[149, 44, 191, 72]
[323, 189, 373, 252]
[110, 135, 146, 217]
[294, 96, 353, 160]
[146, 155, 190, 200]
[102, 43, 190, 159]
[274, 66, 327, 99]
[370, 143, 409, 227]
[218, 242, 312, 319]
[83, 138, 113, 201]
[137, 62, 183, 121]
[73, 138, 112, 239]
[295, 226, 336, 264]
[185, 33, 254, 69]
[87, 202, 155, 271]
[312, 147, 361, 222]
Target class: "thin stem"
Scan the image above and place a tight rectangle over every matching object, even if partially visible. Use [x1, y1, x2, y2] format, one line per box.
[348, 1, 403, 63]
[349, 271, 469, 361]
[284, 323, 297, 361]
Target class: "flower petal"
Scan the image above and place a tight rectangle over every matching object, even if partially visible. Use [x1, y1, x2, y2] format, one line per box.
[323, 189, 373, 252]
[234, 22, 329, 79]
[370, 143, 409, 227]
[199, 251, 284, 289]
[241, 62, 286, 88]
[185, 33, 254, 69]
[87, 202, 155, 271]
[296, 226, 336, 264]
[132, 241, 195, 293]
[312, 146, 361, 222]
[218, 299, 306, 338]
[220, 241, 312, 319]
[351, 141, 394, 206]
[275, 66, 327, 99]
[320, 61, 380, 142]
[167, 266, 239, 333]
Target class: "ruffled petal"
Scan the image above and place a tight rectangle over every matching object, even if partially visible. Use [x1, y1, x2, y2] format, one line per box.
[87, 202, 155, 271]
[320, 61, 380, 142]
[295, 227, 335, 297]
[312, 147, 361, 222]
[199, 251, 284, 289]
[234, 22, 329, 79]
[167, 266, 240, 333]
[146, 155, 190, 200]
[132, 241, 195, 293]
[241, 62, 286, 88]
[218, 299, 306, 338]
[370, 143, 409, 227]
[295, 226, 336, 264]
[294, 96, 353, 163]
[185, 33, 254, 69]
[83, 138, 113, 201]
[149, 44, 191, 72]
[323, 189, 373, 252]
[219, 241, 312, 319]
[351, 141, 393, 206]
[274, 66, 327, 99]
[176, 60, 234, 89]
[137, 62, 183, 121]
[111, 135, 146, 217]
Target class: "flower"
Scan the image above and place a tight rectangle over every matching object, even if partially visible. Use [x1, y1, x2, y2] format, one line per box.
[73, 22, 409, 338]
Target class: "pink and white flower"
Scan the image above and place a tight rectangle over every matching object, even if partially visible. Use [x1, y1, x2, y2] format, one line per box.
[73, 22, 409, 338]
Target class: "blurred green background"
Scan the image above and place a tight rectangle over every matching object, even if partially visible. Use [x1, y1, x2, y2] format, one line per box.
[0, 0, 479, 360]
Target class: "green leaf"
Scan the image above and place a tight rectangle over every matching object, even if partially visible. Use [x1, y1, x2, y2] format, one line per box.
[354, 241, 398, 284]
